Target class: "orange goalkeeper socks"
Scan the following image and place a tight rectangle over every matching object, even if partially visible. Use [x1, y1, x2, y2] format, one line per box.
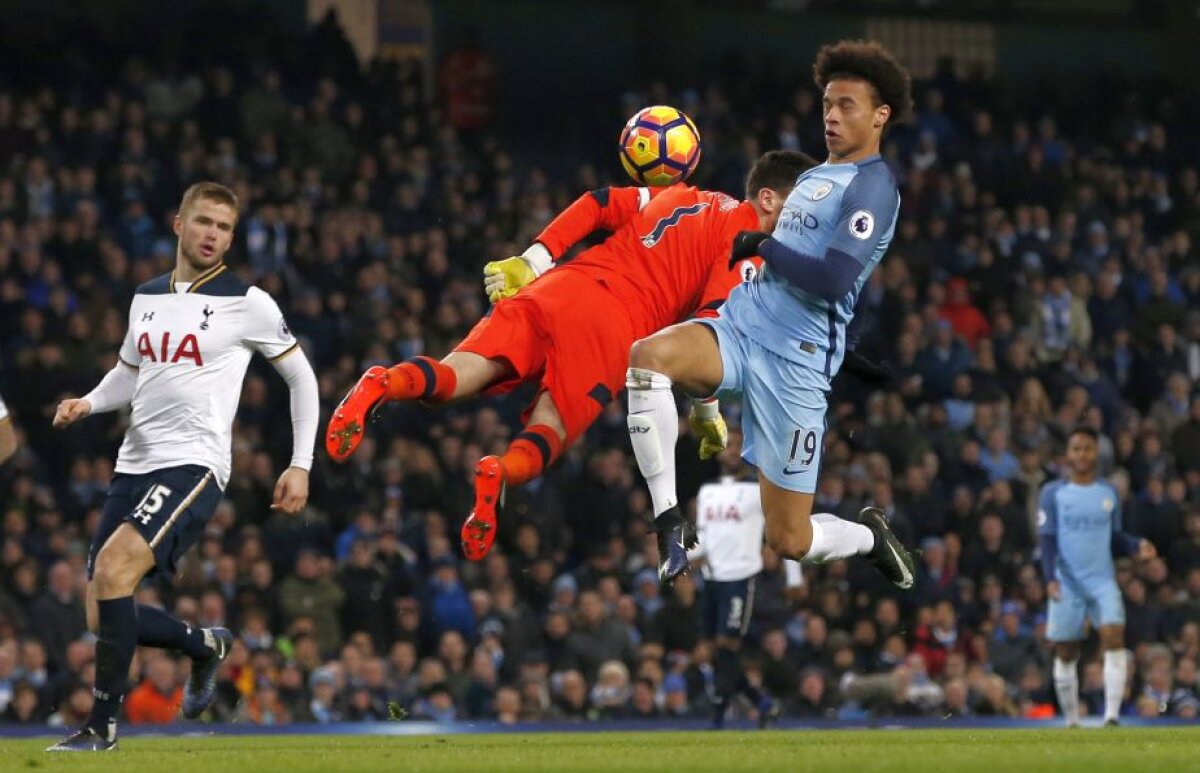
[500, 424, 564, 486]
[385, 357, 458, 403]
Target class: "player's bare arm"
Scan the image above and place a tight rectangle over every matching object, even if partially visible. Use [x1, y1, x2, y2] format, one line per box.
[0, 418, 15, 465]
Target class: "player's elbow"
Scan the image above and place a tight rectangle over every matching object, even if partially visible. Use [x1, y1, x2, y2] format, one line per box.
[813, 283, 847, 304]
[812, 262, 860, 304]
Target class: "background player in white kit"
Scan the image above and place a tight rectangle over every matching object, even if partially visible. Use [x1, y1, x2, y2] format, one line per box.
[690, 426, 803, 728]
[47, 182, 319, 752]
[0, 391, 15, 465]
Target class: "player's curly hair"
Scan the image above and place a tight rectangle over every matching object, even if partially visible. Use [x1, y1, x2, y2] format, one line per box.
[745, 150, 817, 199]
[813, 39, 913, 127]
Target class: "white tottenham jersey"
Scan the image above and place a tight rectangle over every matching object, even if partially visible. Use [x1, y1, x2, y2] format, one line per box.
[115, 265, 297, 488]
[693, 476, 766, 582]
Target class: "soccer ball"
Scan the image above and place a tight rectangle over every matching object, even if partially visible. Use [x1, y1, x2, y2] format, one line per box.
[619, 105, 701, 187]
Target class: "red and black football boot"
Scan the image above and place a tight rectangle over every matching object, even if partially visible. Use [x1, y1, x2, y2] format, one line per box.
[461, 455, 505, 561]
[326, 366, 389, 462]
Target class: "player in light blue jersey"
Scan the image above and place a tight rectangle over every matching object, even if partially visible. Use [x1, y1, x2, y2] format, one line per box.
[625, 40, 918, 588]
[1039, 427, 1155, 727]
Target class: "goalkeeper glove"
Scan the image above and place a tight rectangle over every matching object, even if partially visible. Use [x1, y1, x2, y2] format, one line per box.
[728, 230, 770, 269]
[482, 243, 554, 303]
[689, 398, 728, 460]
[841, 351, 892, 385]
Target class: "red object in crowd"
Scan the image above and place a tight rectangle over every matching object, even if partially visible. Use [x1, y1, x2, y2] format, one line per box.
[124, 681, 182, 725]
[938, 277, 991, 350]
[911, 623, 978, 679]
[439, 46, 496, 131]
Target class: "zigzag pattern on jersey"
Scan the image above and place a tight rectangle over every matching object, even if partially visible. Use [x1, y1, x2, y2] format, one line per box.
[640, 202, 708, 248]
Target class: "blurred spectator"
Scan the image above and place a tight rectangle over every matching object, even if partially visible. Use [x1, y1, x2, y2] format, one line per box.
[278, 549, 345, 654]
[0, 12, 1196, 730]
[124, 655, 181, 724]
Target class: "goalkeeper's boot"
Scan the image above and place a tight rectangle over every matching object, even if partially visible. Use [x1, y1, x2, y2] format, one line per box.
[654, 505, 697, 585]
[326, 366, 389, 461]
[859, 506, 916, 590]
[462, 455, 505, 561]
[181, 627, 233, 719]
[46, 722, 117, 752]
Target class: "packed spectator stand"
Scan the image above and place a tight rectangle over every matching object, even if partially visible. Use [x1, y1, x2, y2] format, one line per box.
[0, 22, 1198, 727]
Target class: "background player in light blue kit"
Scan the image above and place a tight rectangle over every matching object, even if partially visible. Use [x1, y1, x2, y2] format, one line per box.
[1039, 427, 1156, 727]
[625, 40, 918, 588]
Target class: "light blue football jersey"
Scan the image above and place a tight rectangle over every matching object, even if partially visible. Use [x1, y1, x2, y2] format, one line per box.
[1038, 479, 1123, 586]
[721, 155, 899, 388]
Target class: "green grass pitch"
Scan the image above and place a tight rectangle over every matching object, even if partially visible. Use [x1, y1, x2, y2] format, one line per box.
[7, 728, 1199, 772]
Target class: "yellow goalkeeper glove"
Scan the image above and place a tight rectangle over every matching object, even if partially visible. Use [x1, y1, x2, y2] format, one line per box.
[483, 256, 537, 303]
[483, 244, 553, 303]
[689, 398, 727, 460]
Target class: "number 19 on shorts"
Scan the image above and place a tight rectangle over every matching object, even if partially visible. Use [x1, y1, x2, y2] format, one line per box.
[783, 428, 819, 475]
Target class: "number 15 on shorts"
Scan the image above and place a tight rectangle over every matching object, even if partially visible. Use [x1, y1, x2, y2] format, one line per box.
[783, 428, 819, 476]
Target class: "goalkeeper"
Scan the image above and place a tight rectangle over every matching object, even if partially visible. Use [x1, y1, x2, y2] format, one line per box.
[329, 149, 886, 565]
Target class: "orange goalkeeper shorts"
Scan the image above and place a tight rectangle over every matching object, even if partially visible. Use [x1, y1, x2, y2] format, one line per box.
[454, 271, 635, 446]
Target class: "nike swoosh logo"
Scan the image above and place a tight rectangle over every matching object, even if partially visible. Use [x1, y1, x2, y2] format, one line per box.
[781, 468, 805, 476]
[888, 541, 914, 589]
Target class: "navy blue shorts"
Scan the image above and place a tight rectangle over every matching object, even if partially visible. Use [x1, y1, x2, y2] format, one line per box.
[704, 577, 757, 639]
[87, 464, 222, 580]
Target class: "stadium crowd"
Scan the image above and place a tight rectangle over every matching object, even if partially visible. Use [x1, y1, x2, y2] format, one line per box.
[0, 23, 1198, 728]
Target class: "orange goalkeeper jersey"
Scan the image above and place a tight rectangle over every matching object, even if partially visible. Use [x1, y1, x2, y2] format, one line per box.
[529, 184, 762, 338]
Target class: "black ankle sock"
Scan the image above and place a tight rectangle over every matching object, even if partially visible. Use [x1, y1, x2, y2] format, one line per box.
[740, 676, 764, 705]
[137, 603, 211, 659]
[87, 596, 138, 734]
[715, 647, 740, 702]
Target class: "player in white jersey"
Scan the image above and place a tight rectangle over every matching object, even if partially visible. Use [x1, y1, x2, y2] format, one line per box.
[690, 427, 803, 728]
[0, 391, 15, 465]
[47, 183, 319, 752]
[625, 40, 917, 590]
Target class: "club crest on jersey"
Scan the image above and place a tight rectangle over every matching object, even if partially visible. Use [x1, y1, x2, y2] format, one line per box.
[278, 317, 293, 341]
[1102, 498, 1114, 513]
[849, 210, 875, 240]
[810, 181, 833, 201]
[137, 331, 203, 366]
[737, 260, 758, 282]
[200, 305, 214, 330]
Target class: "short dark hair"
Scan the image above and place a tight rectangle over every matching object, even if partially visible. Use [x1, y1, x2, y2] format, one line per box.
[813, 39, 913, 127]
[745, 150, 817, 199]
[179, 181, 240, 218]
[1068, 426, 1099, 443]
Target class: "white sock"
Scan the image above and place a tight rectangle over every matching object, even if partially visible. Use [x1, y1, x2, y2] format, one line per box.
[626, 368, 678, 517]
[1103, 649, 1127, 722]
[1053, 657, 1080, 726]
[804, 513, 875, 564]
